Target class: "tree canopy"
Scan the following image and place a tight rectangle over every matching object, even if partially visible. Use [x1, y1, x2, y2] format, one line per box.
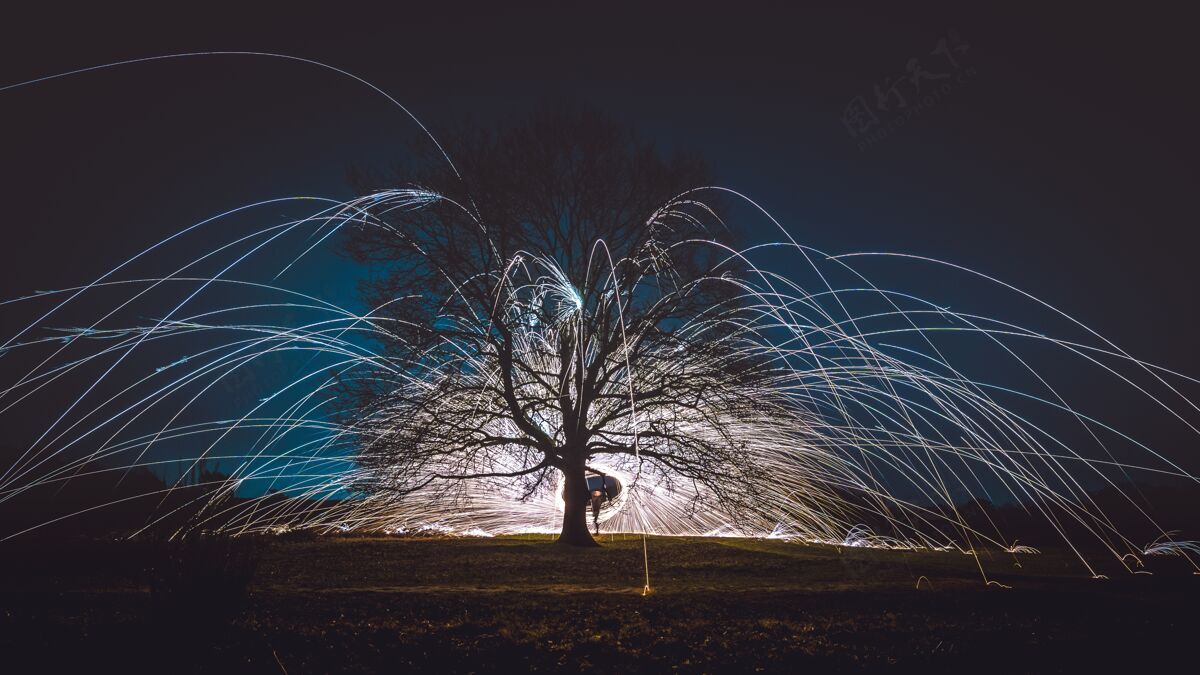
[338, 106, 778, 545]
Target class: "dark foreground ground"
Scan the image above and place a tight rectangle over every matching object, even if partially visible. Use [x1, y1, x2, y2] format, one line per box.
[1, 534, 1197, 673]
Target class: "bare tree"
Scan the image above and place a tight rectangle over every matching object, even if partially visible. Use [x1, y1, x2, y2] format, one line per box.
[338, 105, 773, 545]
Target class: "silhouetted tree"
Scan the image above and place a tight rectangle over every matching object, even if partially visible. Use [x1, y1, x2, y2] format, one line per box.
[339, 105, 771, 545]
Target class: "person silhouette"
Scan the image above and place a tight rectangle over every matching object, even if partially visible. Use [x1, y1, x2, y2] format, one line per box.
[589, 472, 610, 535]
[590, 489, 603, 535]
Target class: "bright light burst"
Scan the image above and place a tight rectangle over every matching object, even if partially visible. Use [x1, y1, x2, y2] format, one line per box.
[0, 54, 1198, 581]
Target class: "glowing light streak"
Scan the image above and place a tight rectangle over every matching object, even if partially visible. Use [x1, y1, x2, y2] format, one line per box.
[0, 53, 1195, 586]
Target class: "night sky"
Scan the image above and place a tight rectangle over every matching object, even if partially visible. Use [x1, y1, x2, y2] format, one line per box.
[2, 4, 1198, 485]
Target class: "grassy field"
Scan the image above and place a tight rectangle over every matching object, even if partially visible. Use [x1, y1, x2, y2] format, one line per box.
[1, 534, 1197, 673]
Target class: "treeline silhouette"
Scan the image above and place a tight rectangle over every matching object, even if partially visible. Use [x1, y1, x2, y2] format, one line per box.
[1, 453, 1197, 552]
[841, 479, 1200, 552]
[0, 458, 236, 539]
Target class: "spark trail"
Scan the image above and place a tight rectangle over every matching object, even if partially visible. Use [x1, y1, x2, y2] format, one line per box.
[0, 54, 1197, 582]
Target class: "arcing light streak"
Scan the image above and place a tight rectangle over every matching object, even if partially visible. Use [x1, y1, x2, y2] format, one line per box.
[1142, 532, 1200, 557]
[0, 185, 1195, 578]
[0, 55, 1197, 583]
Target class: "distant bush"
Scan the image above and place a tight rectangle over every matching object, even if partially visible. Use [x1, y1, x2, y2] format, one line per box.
[272, 526, 320, 542]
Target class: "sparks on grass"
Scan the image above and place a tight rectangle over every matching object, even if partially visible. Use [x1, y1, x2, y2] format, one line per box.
[1142, 532, 1200, 557]
[0, 53, 1198, 582]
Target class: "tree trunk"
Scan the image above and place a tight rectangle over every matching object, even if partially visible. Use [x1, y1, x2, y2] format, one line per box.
[556, 462, 599, 547]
